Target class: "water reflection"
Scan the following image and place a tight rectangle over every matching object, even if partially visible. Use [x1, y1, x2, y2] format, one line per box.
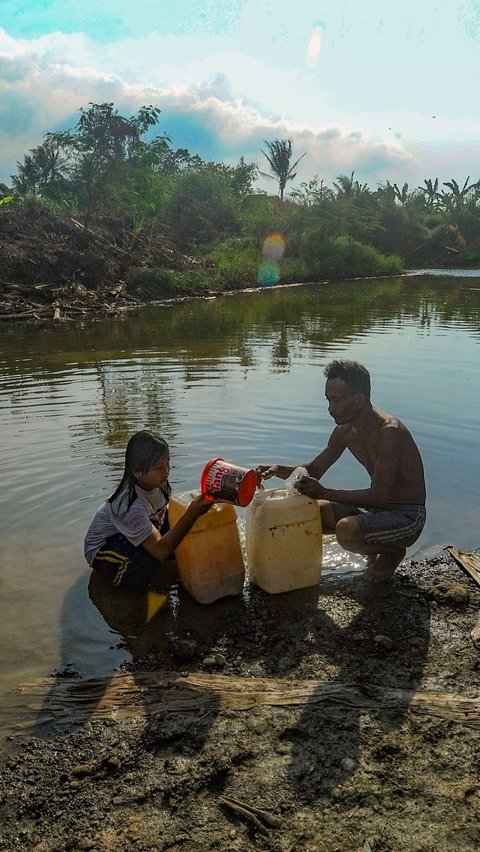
[88, 566, 176, 658]
[1, 273, 480, 719]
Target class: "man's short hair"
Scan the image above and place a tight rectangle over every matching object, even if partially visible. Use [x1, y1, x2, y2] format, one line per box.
[324, 360, 371, 401]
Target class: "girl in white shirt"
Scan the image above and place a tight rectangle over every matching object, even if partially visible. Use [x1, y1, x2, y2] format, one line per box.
[84, 430, 213, 589]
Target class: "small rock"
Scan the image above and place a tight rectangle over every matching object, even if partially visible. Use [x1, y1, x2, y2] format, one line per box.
[374, 634, 394, 651]
[247, 715, 269, 734]
[71, 763, 95, 778]
[428, 580, 470, 606]
[104, 756, 121, 773]
[341, 757, 356, 771]
[169, 638, 198, 661]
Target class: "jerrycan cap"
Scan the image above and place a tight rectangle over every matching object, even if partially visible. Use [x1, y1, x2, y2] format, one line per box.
[201, 457, 257, 507]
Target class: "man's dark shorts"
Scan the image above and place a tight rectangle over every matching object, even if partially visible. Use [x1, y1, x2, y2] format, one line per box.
[332, 502, 426, 549]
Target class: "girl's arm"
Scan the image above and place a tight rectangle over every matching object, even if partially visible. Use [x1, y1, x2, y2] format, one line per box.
[140, 494, 213, 562]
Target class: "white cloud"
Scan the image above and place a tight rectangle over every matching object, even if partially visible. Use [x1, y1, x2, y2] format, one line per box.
[0, 24, 478, 190]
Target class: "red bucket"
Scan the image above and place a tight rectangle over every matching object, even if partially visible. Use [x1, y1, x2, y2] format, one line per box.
[201, 457, 257, 507]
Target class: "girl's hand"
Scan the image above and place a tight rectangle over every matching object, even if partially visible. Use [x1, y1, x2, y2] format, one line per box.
[188, 493, 216, 517]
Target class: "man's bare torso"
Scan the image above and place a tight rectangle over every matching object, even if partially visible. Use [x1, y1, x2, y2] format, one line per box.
[340, 407, 426, 505]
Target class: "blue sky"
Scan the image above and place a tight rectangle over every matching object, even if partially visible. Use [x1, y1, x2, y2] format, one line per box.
[1, 0, 480, 193]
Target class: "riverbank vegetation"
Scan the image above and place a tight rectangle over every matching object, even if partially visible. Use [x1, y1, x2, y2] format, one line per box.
[1, 102, 480, 318]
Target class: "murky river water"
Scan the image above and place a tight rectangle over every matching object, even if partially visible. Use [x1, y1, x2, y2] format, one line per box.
[1, 271, 480, 720]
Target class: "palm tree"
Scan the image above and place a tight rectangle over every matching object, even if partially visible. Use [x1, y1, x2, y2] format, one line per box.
[260, 139, 306, 201]
[11, 140, 66, 197]
[11, 154, 39, 196]
[34, 140, 65, 186]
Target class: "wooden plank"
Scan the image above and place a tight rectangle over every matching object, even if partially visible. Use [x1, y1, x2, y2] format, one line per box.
[446, 545, 480, 586]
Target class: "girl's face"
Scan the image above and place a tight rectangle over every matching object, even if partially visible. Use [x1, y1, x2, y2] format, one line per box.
[135, 452, 170, 491]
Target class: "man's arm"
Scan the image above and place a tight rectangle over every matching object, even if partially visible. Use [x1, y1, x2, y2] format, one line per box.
[307, 427, 347, 479]
[257, 427, 346, 483]
[300, 426, 401, 507]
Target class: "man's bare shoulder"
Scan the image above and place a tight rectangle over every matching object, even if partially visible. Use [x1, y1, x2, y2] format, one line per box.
[374, 409, 405, 431]
[329, 423, 350, 445]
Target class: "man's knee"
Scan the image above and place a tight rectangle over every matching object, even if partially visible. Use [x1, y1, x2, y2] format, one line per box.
[335, 516, 364, 549]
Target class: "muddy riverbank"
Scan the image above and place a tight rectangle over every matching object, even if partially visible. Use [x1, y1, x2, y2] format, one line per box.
[0, 206, 222, 322]
[1, 551, 480, 851]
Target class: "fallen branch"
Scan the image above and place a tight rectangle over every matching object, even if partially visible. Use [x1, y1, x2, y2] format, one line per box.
[219, 794, 280, 835]
[2, 671, 480, 735]
[446, 546, 480, 587]
[219, 794, 281, 829]
[0, 309, 38, 320]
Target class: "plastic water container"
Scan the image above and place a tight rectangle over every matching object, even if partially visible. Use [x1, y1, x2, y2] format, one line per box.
[246, 488, 322, 594]
[169, 492, 245, 604]
[200, 457, 257, 507]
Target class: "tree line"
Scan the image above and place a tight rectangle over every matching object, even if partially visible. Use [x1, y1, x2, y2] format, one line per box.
[2, 102, 480, 298]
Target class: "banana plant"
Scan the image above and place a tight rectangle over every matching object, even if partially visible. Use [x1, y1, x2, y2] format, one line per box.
[442, 177, 478, 209]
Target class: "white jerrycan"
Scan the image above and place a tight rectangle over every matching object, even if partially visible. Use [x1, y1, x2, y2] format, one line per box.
[246, 488, 322, 594]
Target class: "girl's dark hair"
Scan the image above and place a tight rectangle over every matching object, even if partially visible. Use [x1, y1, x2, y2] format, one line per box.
[324, 360, 371, 401]
[108, 430, 170, 511]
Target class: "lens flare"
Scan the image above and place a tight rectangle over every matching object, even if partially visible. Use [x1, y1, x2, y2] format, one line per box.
[258, 261, 280, 286]
[307, 22, 324, 68]
[263, 231, 285, 262]
[258, 232, 286, 286]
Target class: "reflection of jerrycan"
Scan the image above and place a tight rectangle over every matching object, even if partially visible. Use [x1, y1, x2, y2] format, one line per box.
[88, 572, 170, 657]
[169, 491, 245, 604]
[246, 489, 322, 594]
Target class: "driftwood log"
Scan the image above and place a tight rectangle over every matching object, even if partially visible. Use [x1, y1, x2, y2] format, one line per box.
[3, 671, 480, 735]
[446, 545, 480, 586]
[446, 547, 480, 646]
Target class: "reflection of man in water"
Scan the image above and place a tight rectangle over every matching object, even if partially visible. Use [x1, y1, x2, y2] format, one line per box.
[258, 360, 426, 582]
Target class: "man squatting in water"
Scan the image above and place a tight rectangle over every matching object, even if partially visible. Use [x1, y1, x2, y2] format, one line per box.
[257, 360, 426, 583]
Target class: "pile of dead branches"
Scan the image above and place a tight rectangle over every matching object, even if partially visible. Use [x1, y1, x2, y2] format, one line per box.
[0, 205, 192, 320]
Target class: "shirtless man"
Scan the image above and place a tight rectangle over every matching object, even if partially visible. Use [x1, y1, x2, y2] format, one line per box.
[257, 360, 426, 582]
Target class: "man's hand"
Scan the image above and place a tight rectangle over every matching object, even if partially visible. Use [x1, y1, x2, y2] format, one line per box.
[255, 465, 279, 486]
[296, 475, 327, 500]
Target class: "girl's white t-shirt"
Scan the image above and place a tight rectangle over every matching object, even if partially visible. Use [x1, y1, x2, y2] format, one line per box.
[84, 484, 168, 566]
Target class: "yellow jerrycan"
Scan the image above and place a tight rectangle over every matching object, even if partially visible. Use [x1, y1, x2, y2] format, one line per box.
[246, 488, 322, 594]
[169, 492, 245, 604]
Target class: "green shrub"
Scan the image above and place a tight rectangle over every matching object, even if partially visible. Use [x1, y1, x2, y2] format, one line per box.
[127, 266, 211, 300]
[207, 241, 259, 289]
[297, 233, 403, 279]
